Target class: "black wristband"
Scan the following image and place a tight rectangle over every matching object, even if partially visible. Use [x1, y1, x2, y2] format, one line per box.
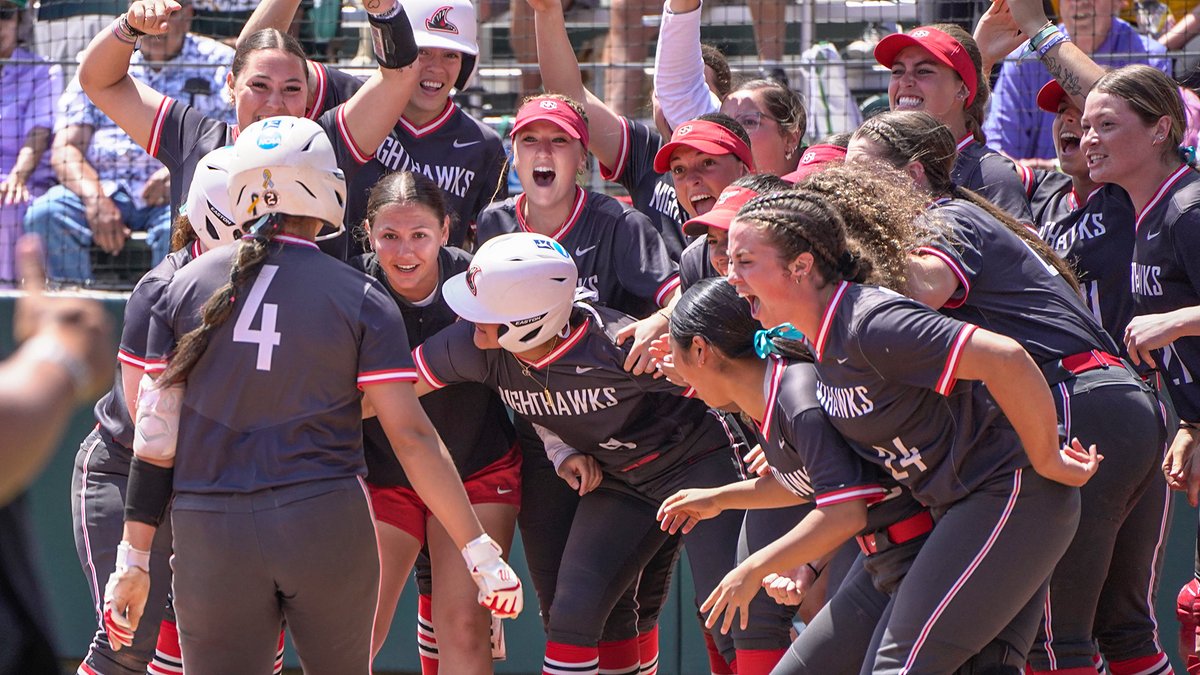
[125, 456, 174, 526]
[368, 6, 418, 70]
[805, 562, 824, 579]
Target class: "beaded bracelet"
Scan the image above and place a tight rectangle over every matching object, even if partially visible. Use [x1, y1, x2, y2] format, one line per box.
[111, 14, 145, 45]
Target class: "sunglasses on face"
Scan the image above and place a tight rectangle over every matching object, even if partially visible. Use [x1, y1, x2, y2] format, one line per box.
[733, 111, 778, 132]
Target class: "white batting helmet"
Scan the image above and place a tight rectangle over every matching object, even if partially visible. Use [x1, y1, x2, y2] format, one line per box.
[443, 233, 578, 352]
[409, 0, 479, 90]
[228, 116, 346, 231]
[185, 146, 239, 250]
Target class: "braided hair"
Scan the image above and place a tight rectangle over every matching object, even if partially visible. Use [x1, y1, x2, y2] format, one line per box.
[734, 190, 871, 286]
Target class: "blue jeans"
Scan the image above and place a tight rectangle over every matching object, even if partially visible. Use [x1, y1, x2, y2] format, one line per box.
[24, 184, 172, 283]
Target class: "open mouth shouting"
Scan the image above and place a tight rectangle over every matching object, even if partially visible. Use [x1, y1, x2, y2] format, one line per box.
[532, 165, 557, 188]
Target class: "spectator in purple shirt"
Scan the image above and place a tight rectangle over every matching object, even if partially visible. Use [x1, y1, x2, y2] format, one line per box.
[983, 0, 1170, 165]
[0, 1, 61, 286]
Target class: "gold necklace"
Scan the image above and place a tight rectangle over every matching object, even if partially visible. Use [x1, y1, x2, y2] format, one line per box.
[519, 336, 561, 407]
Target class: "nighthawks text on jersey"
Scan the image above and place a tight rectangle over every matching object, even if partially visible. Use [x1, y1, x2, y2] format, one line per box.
[499, 386, 620, 416]
[815, 381, 876, 419]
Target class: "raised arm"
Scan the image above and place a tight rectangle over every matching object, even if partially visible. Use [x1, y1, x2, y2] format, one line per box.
[1005, 0, 1105, 110]
[237, 0, 303, 47]
[653, 0, 720, 128]
[529, 0, 625, 170]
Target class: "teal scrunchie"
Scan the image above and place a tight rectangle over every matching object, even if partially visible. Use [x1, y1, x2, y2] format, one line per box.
[1181, 145, 1197, 166]
[753, 323, 805, 359]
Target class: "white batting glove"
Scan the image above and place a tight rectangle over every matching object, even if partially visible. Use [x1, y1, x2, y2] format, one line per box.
[461, 534, 523, 619]
[102, 542, 150, 651]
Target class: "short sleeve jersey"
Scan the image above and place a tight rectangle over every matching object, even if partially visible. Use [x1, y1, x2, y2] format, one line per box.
[919, 198, 1118, 364]
[679, 237, 716, 292]
[1037, 183, 1137, 352]
[345, 101, 509, 249]
[145, 236, 417, 494]
[809, 282, 1027, 507]
[1027, 169, 1074, 227]
[312, 62, 364, 114]
[351, 247, 516, 487]
[1130, 166, 1200, 422]
[93, 242, 202, 449]
[150, 100, 367, 260]
[414, 309, 730, 486]
[599, 116, 689, 259]
[953, 137, 1035, 225]
[476, 188, 681, 317]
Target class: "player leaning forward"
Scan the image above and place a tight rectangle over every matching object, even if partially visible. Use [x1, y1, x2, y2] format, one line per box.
[101, 116, 522, 674]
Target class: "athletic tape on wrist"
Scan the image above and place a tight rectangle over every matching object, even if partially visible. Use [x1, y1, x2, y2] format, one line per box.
[368, 6, 418, 70]
[116, 541, 151, 573]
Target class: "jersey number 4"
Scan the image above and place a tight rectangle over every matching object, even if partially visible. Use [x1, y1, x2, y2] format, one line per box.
[871, 436, 927, 480]
[233, 265, 282, 371]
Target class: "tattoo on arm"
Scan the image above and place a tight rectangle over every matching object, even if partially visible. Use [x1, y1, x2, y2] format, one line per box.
[365, 0, 380, 9]
[1042, 54, 1083, 98]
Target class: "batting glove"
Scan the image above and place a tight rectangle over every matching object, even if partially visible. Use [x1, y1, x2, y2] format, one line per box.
[462, 534, 523, 619]
[102, 542, 150, 651]
[1178, 579, 1200, 671]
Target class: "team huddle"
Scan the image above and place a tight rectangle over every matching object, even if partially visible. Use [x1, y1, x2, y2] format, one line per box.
[55, 0, 1200, 673]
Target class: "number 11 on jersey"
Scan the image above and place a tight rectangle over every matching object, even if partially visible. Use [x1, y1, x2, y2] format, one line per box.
[233, 265, 282, 371]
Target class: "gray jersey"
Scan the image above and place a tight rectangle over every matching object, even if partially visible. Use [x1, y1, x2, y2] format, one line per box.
[599, 116, 688, 259]
[921, 198, 1119, 363]
[94, 242, 201, 449]
[953, 137, 1034, 225]
[476, 188, 680, 318]
[414, 308, 730, 486]
[145, 235, 417, 494]
[810, 281, 1027, 508]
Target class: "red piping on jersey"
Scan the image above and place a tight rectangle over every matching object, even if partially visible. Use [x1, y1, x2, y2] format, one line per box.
[516, 318, 590, 370]
[515, 187, 587, 241]
[599, 117, 632, 181]
[412, 345, 448, 389]
[305, 61, 327, 120]
[914, 246, 970, 309]
[189, 241, 202, 258]
[1018, 163, 1034, 197]
[117, 348, 150, 370]
[1135, 164, 1191, 232]
[148, 96, 172, 158]
[272, 234, 320, 249]
[816, 484, 889, 508]
[756, 356, 786, 441]
[338, 105, 372, 165]
[399, 100, 457, 138]
[654, 275, 681, 308]
[904, 469, 1022, 671]
[813, 280, 850, 362]
[144, 359, 168, 374]
[935, 324, 976, 396]
[358, 368, 419, 389]
[955, 135, 973, 153]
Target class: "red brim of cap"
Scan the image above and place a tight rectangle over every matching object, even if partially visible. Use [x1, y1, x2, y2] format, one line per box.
[682, 206, 736, 237]
[1036, 80, 1069, 114]
[511, 114, 587, 143]
[874, 32, 977, 106]
[654, 138, 748, 174]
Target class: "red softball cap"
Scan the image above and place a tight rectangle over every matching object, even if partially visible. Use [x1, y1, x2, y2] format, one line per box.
[1036, 80, 1072, 114]
[781, 144, 848, 183]
[511, 96, 590, 149]
[653, 120, 756, 174]
[874, 26, 978, 106]
[681, 185, 760, 236]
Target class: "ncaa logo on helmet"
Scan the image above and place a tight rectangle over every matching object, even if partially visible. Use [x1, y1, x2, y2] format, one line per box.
[911, 29, 930, 37]
[466, 266, 481, 296]
[257, 118, 284, 149]
[426, 6, 459, 34]
[539, 99, 558, 110]
[532, 237, 569, 258]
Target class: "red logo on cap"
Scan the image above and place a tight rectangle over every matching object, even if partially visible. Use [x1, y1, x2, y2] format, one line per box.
[466, 266, 481, 296]
[426, 6, 459, 34]
[911, 29, 930, 37]
[678, 124, 693, 136]
[540, 100, 558, 110]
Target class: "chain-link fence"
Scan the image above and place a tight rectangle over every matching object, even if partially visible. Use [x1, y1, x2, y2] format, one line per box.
[4, 0, 1199, 288]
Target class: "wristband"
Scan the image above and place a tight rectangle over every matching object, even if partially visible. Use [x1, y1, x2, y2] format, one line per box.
[1181, 421, 1200, 431]
[1036, 32, 1069, 59]
[22, 335, 90, 393]
[1028, 21, 1057, 49]
[805, 562, 824, 579]
[366, 1, 402, 20]
[367, 5, 418, 69]
[116, 541, 150, 573]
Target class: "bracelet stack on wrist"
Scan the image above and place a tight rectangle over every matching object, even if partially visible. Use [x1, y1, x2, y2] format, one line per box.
[1027, 20, 1071, 60]
[111, 13, 145, 46]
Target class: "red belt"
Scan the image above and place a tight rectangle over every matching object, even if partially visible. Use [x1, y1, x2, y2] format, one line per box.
[856, 510, 934, 556]
[1059, 350, 1123, 374]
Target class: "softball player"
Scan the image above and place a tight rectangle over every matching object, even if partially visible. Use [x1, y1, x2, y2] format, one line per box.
[344, 0, 508, 250]
[846, 109, 1172, 675]
[872, 24, 1034, 225]
[351, 170, 521, 672]
[678, 175, 791, 292]
[75, 0, 421, 259]
[659, 277, 933, 675]
[100, 116, 521, 674]
[71, 148, 243, 675]
[414, 232, 790, 675]
[727, 189, 1099, 674]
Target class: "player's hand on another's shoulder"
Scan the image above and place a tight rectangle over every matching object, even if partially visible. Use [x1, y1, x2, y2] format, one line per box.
[462, 534, 524, 619]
